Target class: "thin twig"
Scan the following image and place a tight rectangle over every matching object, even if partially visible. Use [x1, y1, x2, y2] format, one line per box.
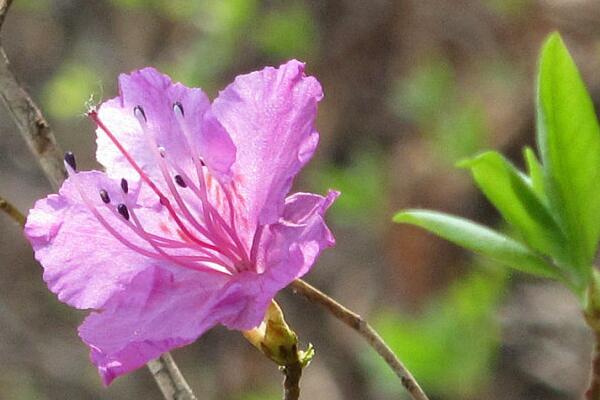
[0, 0, 64, 190]
[147, 353, 198, 400]
[290, 279, 430, 400]
[282, 362, 302, 400]
[0, 2, 197, 398]
[586, 330, 600, 400]
[0, 194, 24, 226]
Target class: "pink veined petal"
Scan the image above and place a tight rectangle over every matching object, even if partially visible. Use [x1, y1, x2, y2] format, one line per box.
[96, 67, 235, 184]
[24, 171, 167, 309]
[253, 190, 339, 294]
[211, 60, 324, 240]
[78, 267, 267, 385]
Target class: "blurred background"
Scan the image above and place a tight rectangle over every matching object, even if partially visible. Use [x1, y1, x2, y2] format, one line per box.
[1, 0, 599, 399]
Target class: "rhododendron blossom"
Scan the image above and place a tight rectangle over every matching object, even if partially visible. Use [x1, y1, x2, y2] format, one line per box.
[24, 60, 338, 385]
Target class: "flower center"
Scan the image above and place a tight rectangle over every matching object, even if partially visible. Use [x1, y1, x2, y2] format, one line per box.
[64, 105, 251, 276]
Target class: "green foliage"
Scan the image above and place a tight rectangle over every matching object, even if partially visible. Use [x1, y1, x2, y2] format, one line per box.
[42, 63, 100, 120]
[536, 33, 600, 283]
[366, 270, 505, 398]
[458, 151, 566, 261]
[523, 146, 545, 200]
[394, 33, 600, 297]
[394, 210, 561, 279]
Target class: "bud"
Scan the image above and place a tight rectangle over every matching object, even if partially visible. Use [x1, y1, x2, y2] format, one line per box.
[243, 301, 314, 368]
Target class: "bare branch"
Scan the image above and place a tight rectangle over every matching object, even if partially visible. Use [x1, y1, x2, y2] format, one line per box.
[0, 3, 197, 398]
[0, 194, 25, 226]
[0, 0, 12, 29]
[147, 353, 198, 400]
[282, 362, 302, 400]
[0, 0, 65, 190]
[290, 279, 430, 400]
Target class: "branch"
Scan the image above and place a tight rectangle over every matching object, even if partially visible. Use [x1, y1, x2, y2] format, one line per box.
[0, 2, 197, 398]
[0, 0, 65, 190]
[290, 279, 430, 400]
[282, 362, 302, 400]
[586, 330, 600, 400]
[0, 194, 25, 226]
[147, 353, 198, 400]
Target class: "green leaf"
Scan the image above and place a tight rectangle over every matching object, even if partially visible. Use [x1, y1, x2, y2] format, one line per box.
[523, 146, 545, 200]
[536, 33, 600, 280]
[459, 151, 565, 260]
[393, 210, 561, 279]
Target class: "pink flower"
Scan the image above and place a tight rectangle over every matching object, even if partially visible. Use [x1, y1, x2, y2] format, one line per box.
[24, 60, 338, 385]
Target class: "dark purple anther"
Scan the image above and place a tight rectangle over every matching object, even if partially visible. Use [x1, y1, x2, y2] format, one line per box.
[99, 189, 110, 204]
[120, 178, 129, 194]
[64, 151, 76, 171]
[117, 203, 130, 220]
[199, 158, 206, 167]
[134, 105, 147, 122]
[173, 102, 184, 116]
[174, 175, 187, 188]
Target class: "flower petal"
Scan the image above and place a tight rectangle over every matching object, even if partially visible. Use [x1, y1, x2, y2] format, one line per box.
[24, 171, 168, 309]
[96, 67, 235, 183]
[256, 190, 339, 288]
[78, 266, 266, 385]
[212, 60, 323, 232]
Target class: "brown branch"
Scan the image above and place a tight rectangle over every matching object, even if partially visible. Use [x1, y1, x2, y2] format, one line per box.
[0, 0, 65, 190]
[290, 279, 430, 400]
[0, 2, 197, 399]
[0, 194, 25, 226]
[586, 330, 600, 400]
[282, 362, 302, 400]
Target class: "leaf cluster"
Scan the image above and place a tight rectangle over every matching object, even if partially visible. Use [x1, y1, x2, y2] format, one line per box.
[395, 33, 600, 298]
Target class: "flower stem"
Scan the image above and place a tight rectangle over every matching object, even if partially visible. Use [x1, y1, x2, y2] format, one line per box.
[282, 362, 302, 400]
[0, 195, 25, 226]
[290, 279, 430, 400]
[585, 330, 600, 400]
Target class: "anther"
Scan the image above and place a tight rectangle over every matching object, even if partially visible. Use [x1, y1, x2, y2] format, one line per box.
[64, 151, 77, 171]
[158, 146, 166, 158]
[173, 102, 184, 117]
[133, 105, 147, 122]
[117, 203, 130, 220]
[199, 158, 206, 167]
[174, 175, 187, 188]
[120, 178, 129, 194]
[99, 189, 110, 204]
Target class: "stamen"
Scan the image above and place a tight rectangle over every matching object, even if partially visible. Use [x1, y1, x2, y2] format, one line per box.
[134, 107, 243, 266]
[117, 203, 130, 220]
[173, 102, 184, 117]
[133, 105, 147, 122]
[64, 152, 76, 171]
[174, 175, 187, 188]
[89, 109, 222, 253]
[99, 189, 110, 204]
[120, 178, 129, 194]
